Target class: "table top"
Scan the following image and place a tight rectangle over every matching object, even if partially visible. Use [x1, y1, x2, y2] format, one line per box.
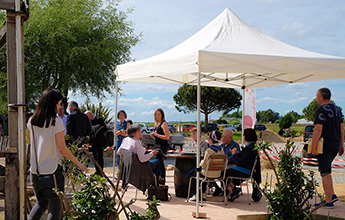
[167, 154, 197, 159]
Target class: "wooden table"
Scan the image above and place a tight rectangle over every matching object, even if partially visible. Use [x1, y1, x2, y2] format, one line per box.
[168, 154, 198, 198]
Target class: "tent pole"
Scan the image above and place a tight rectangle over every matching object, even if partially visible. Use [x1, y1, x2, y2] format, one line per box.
[113, 81, 119, 180]
[241, 77, 245, 146]
[196, 72, 201, 217]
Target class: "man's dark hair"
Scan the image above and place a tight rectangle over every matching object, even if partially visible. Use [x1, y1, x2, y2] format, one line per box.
[318, 88, 331, 100]
[244, 128, 257, 142]
[127, 119, 133, 125]
[69, 101, 78, 108]
[128, 124, 141, 138]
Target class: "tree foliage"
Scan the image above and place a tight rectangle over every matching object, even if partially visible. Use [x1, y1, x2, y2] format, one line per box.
[302, 99, 343, 122]
[279, 113, 293, 129]
[256, 109, 280, 123]
[0, 0, 140, 110]
[173, 85, 241, 132]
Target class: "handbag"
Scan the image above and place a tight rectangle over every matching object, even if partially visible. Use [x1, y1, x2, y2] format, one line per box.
[252, 183, 262, 202]
[32, 125, 64, 198]
[307, 138, 324, 154]
[148, 185, 171, 201]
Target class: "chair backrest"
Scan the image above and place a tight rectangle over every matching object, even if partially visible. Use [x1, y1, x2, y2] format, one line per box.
[249, 156, 258, 179]
[204, 155, 228, 179]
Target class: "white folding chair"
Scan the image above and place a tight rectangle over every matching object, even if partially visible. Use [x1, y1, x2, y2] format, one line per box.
[226, 156, 258, 205]
[187, 155, 228, 206]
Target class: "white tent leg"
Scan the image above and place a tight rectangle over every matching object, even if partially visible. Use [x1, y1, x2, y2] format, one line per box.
[196, 72, 201, 217]
[241, 77, 245, 146]
[113, 81, 119, 180]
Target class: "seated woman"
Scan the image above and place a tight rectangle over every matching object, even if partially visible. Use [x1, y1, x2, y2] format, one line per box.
[189, 130, 224, 201]
[190, 127, 209, 157]
[225, 128, 259, 202]
[117, 124, 160, 183]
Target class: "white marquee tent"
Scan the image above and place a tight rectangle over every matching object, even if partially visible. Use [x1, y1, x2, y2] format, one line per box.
[114, 8, 345, 217]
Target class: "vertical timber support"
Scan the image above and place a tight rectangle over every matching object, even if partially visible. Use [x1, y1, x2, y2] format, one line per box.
[5, 9, 26, 220]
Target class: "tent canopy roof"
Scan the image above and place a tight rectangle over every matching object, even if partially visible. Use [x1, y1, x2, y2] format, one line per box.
[115, 8, 345, 88]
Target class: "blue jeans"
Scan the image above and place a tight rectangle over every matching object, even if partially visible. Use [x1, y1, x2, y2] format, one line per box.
[28, 173, 63, 220]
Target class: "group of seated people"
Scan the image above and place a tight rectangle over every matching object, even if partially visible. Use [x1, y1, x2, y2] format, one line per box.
[117, 124, 260, 203]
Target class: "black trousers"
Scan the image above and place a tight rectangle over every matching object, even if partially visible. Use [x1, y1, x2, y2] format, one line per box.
[157, 144, 168, 180]
[224, 168, 250, 186]
[92, 146, 104, 174]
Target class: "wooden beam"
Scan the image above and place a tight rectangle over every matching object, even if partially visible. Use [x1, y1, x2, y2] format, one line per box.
[0, 22, 7, 50]
[0, 0, 15, 11]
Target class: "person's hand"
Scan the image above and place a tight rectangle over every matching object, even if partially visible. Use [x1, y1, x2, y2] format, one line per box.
[150, 132, 157, 138]
[230, 148, 238, 154]
[339, 145, 344, 156]
[152, 150, 159, 155]
[116, 130, 121, 136]
[76, 163, 87, 173]
[311, 148, 318, 156]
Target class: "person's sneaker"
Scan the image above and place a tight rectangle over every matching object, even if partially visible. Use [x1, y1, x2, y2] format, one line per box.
[314, 202, 334, 209]
[228, 188, 240, 202]
[332, 194, 338, 203]
[188, 194, 206, 202]
[189, 195, 197, 202]
[212, 187, 223, 197]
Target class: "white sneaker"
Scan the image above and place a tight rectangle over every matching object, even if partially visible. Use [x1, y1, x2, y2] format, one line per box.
[189, 195, 197, 201]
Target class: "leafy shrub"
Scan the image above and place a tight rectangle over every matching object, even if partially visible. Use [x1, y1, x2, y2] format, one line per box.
[80, 99, 114, 126]
[130, 196, 161, 220]
[256, 141, 319, 220]
[274, 119, 280, 124]
[279, 113, 293, 129]
[71, 174, 116, 220]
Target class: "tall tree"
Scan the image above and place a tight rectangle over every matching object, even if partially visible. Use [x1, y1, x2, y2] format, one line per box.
[302, 99, 343, 122]
[173, 85, 242, 132]
[0, 0, 140, 110]
[256, 109, 280, 123]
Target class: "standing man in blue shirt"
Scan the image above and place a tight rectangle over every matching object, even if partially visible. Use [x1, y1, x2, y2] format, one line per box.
[213, 129, 241, 196]
[57, 103, 67, 136]
[312, 88, 344, 209]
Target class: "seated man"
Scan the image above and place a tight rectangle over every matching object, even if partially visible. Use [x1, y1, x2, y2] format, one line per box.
[117, 124, 160, 183]
[213, 128, 241, 196]
[189, 130, 224, 201]
[225, 128, 259, 202]
[190, 127, 209, 157]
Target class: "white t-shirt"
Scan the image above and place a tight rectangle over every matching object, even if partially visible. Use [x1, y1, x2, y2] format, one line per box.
[28, 117, 65, 175]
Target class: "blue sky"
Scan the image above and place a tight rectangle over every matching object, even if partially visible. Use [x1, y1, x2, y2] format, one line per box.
[73, 0, 345, 122]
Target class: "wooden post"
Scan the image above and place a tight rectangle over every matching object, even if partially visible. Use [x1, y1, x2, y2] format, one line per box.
[5, 10, 26, 219]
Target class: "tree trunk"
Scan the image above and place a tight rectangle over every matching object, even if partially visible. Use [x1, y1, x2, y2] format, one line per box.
[204, 113, 209, 133]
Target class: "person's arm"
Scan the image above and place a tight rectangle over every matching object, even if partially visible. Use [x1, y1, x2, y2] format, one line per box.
[136, 143, 157, 163]
[154, 122, 170, 140]
[311, 124, 323, 155]
[339, 123, 344, 156]
[55, 131, 87, 172]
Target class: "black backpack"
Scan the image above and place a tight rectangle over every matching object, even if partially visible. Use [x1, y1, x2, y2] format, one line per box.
[252, 183, 262, 202]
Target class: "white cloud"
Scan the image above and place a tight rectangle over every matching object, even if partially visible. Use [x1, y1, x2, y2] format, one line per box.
[281, 21, 310, 36]
[256, 96, 309, 105]
[140, 110, 155, 116]
[118, 96, 175, 110]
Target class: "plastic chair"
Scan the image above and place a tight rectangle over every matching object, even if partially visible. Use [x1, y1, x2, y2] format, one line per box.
[226, 156, 258, 205]
[187, 155, 228, 206]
